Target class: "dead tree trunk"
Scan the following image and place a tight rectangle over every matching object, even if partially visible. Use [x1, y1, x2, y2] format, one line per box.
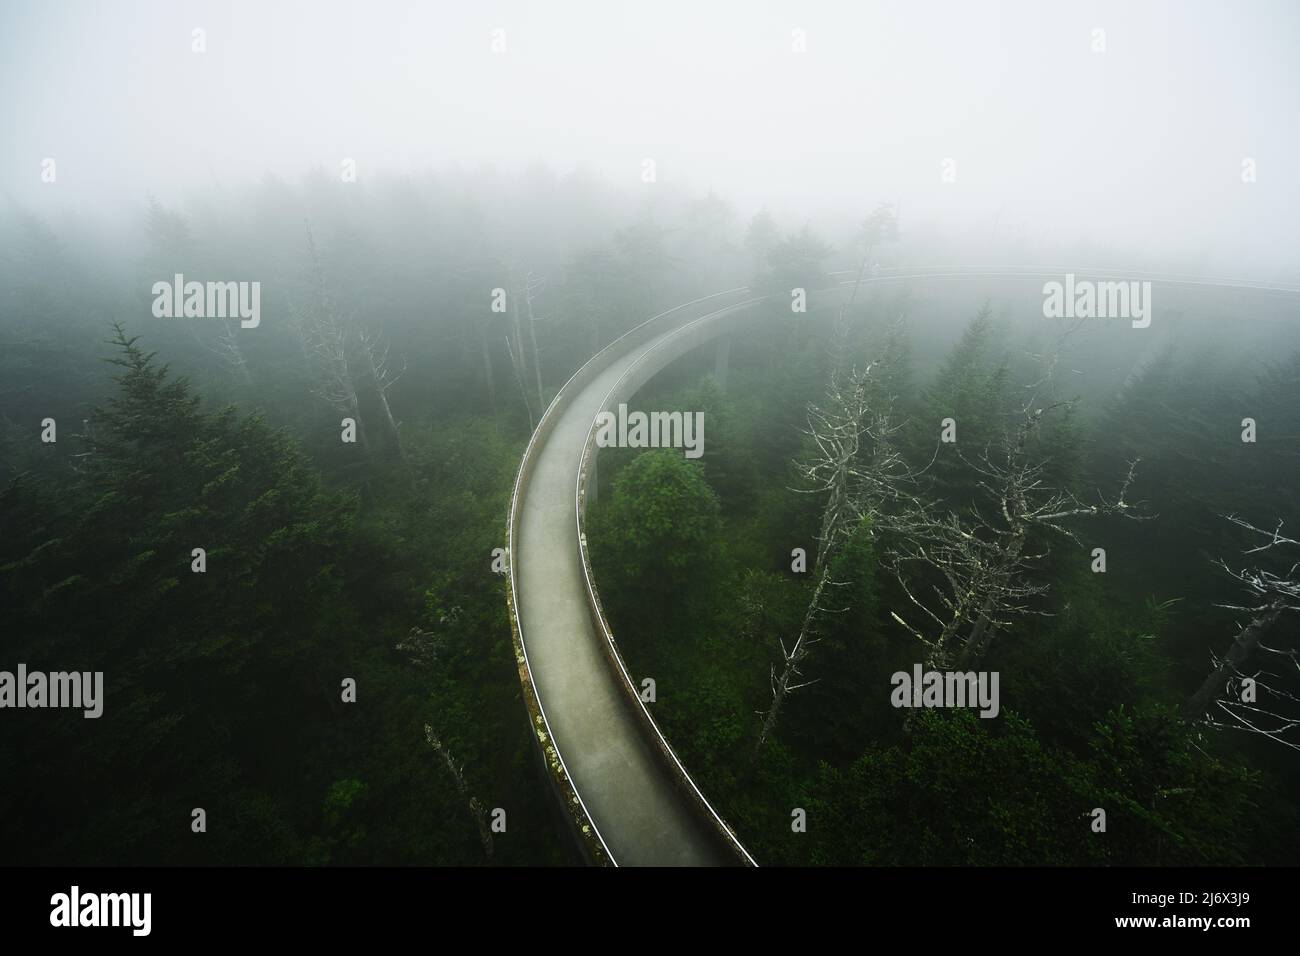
[524, 271, 546, 410]
[1182, 516, 1300, 749]
[193, 318, 254, 389]
[890, 405, 1147, 669]
[295, 224, 370, 454]
[505, 334, 536, 431]
[358, 325, 407, 463]
[755, 563, 834, 753]
[753, 360, 873, 757]
[755, 305, 924, 756]
[507, 271, 537, 426]
[424, 725, 493, 861]
[1183, 606, 1283, 721]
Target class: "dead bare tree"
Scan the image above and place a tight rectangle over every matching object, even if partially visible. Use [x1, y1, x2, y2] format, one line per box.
[495, 266, 550, 426]
[423, 725, 493, 860]
[503, 334, 536, 432]
[501, 262, 541, 428]
[753, 296, 923, 756]
[292, 225, 368, 450]
[195, 318, 253, 389]
[395, 627, 445, 667]
[889, 398, 1147, 669]
[1183, 516, 1300, 751]
[522, 270, 547, 410]
[887, 313, 1148, 668]
[856, 202, 900, 274]
[449, 263, 500, 415]
[357, 324, 407, 462]
[753, 364, 872, 755]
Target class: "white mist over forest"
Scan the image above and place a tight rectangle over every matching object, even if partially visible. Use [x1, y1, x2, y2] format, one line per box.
[4, 0, 1300, 277]
[3, 0, 1299, 887]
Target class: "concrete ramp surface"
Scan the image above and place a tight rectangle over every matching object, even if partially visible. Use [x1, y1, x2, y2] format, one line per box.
[509, 291, 757, 866]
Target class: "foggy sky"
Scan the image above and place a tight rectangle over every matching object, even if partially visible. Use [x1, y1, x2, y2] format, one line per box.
[3, 0, 1299, 277]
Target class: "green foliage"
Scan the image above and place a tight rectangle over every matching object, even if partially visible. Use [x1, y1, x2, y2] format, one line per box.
[1086, 704, 1263, 865]
[752, 225, 835, 295]
[4, 178, 1298, 870]
[913, 305, 1011, 506]
[590, 322, 1300, 867]
[0, 330, 563, 866]
[590, 450, 722, 614]
[803, 710, 1097, 865]
[856, 203, 899, 259]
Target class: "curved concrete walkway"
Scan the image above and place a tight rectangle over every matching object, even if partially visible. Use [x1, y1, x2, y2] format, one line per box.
[508, 268, 1300, 867]
[512, 291, 757, 866]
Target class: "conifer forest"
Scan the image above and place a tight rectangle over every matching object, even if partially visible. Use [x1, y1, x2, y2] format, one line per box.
[2, 3, 1298, 932]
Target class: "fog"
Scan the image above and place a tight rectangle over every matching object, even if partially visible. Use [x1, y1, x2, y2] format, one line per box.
[5, 2, 1300, 876]
[4, 0, 1299, 277]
